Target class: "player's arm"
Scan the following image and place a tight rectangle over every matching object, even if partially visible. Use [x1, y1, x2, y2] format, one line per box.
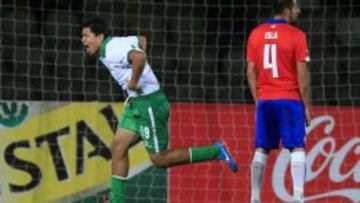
[247, 61, 258, 105]
[296, 32, 312, 126]
[297, 61, 311, 126]
[246, 32, 258, 104]
[138, 36, 147, 52]
[127, 50, 146, 92]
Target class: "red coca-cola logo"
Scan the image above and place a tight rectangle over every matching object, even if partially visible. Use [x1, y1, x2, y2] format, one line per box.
[273, 115, 360, 202]
[170, 104, 360, 203]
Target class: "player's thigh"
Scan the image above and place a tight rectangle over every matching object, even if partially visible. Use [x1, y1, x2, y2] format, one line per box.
[255, 100, 280, 150]
[277, 100, 306, 149]
[112, 128, 139, 153]
[116, 102, 142, 150]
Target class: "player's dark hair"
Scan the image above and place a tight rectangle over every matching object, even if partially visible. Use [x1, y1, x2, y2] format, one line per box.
[82, 18, 111, 38]
[272, 0, 295, 15]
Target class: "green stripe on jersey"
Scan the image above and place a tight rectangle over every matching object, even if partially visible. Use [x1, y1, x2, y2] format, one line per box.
[99, 36, 112, 58]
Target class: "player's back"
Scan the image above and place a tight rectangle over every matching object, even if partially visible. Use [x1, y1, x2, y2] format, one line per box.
[247, 19, 309, 100]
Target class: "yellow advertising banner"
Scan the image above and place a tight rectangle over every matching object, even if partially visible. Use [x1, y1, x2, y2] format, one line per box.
[0, 102, 151, 203]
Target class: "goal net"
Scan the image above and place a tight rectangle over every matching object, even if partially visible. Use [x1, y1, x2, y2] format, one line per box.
[0, 0, 359, 202]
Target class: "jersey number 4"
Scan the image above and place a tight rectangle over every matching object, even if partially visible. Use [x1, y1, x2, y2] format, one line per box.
[263, 44, 279, 78]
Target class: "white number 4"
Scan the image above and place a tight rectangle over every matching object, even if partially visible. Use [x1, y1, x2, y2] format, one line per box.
[263, 44, 279, 78]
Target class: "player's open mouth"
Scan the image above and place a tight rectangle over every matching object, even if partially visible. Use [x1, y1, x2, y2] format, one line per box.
[84, 45, 90, 52]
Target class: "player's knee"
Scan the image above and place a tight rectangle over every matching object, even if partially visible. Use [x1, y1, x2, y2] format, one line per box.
[149, 153, 168, 168]
[289, 147, 305, 153]
[255, 148, 270, 155]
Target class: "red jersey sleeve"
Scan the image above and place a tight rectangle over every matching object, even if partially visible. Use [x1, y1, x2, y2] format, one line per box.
[247, 32, 256, 62]
[295, 32, 310, 62]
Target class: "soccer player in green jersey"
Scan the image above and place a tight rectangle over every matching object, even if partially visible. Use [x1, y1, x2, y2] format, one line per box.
[81, 18, 238, 203]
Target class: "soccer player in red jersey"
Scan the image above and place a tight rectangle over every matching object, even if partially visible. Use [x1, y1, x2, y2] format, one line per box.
[246, 0, 311, 202]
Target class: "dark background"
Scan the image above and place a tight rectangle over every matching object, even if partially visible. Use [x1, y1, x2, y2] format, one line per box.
[1, 0, 360, 105]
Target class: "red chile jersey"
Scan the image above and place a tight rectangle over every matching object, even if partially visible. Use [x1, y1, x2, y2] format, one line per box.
[247, 19, 310, 100]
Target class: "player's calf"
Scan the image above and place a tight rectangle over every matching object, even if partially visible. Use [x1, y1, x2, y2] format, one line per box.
[149, 148, 190, 168]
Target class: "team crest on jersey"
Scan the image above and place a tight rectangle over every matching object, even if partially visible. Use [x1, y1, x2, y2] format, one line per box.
[265, 32, 278, 39]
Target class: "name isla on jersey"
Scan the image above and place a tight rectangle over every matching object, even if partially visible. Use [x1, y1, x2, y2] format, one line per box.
[265, 32, 278, 39]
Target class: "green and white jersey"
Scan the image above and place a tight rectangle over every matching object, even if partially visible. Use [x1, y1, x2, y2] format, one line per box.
[99, 36, 160, 97]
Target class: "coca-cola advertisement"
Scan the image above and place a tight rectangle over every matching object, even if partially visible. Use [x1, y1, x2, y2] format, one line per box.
[169, 103, 360, 203]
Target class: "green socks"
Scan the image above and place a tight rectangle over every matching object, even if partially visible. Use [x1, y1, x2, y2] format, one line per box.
[110, 176, 126, 203]
[190, 145, 220, 163]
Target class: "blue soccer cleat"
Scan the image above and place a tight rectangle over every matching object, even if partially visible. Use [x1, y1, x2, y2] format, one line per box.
[214, 140, 238, 172]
